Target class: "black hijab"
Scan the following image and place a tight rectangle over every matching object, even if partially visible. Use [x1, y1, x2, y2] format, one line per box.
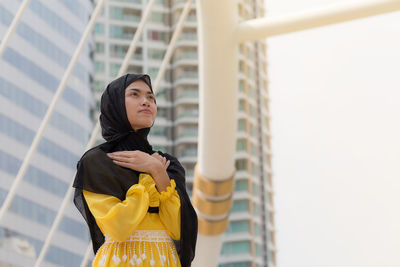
[72, 74, 197, 267]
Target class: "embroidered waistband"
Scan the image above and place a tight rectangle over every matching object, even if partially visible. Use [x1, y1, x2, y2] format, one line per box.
[104, 230, 172, 244]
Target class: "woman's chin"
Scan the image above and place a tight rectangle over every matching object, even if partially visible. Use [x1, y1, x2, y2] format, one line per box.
[132, 122, 154, 130]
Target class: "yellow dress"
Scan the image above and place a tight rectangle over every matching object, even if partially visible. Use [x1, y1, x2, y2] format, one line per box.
[83, 173, 181, 267]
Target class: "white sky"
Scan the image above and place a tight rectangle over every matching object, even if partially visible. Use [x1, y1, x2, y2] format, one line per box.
[265, 1, 400, 267]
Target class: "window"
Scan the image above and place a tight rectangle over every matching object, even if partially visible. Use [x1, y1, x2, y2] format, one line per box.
[253, 203, 260, 216]
[235, 159, 247, 171]
[255, 243, 262, 257]
[239, 99, 246, 111]
[110, 7, 141, 22]
[232, 200, 248, 213]
[148, 49, 165, 60]
[253, 223, 261, 235]
[148, 30, 169, 43]
[110, 25, 137, 39]
[95, 43, 104, 53]
[110, 63, 121, 76]
[252, 163, 259, 176]
[152, 145, 167, 153]
[151, 126, 167, 137]
[94, 23, 104, 35]
[239, 80, 245, 92]
[226, 220, 249, 233]
[237, 119, 246, 132]
[235, 180, 248, 192]
[252, 182, 260, 196]
[236, 139, 246, 152]
[221, 241, 251, 255]
[95, 62, 105, 73]
[150, 12, 167, 24]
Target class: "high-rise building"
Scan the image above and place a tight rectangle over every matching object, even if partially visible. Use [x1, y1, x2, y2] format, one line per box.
[93, 1, 276, 267]
[0, 0, 95, 266]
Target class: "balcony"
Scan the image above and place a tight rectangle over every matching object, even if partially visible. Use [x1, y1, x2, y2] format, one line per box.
[172, 54, 198, 67]
[176, 34, 198, 47]
[177, 152, 197, 163]
[175, 91, 198, 105]
[175, 131, 198, 145]
[174, 72, 198, 86]
[174, 111, 198, 125]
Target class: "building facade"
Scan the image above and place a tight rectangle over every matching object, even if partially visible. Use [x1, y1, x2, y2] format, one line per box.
[0, 0, 95, 266]
[93, 0, 276, 267]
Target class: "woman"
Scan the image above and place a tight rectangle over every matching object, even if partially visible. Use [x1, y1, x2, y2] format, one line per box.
[73, 74, 198, 267]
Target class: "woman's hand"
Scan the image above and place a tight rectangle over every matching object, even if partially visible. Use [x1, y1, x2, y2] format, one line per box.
[107, 150, 161, 174]
[151, 152, 170, 170]
[107, 151, 171, 192]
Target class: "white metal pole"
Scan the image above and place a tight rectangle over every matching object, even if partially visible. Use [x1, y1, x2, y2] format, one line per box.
[119, 0, 156, 75]
[79, 220, 95, 267]
[80, 243, 93, 267]
[235, 0, 400, 42]
[33, 120, 100, 267]
[0, 0, 106, 227]
[0, 0, 31, 58]
[192, 0, 238, 266]
[152, 0, 192, 92]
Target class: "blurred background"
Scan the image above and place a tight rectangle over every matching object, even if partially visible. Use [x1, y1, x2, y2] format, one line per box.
[0, 0, 399, 266]
[267, 1, 400, 267]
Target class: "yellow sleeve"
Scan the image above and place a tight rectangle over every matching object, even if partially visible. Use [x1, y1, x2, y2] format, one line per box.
[138, 173, 160, 207]
[159, 179, 181, 240]
[83, 184, 149, 242]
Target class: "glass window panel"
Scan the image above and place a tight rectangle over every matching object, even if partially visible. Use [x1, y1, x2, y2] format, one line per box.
[253, 203, 260, 216]
[95, 23, 104, 35]
[237, 119, 246, 132]
[227, 220, 249, 233]
[221, 241, 251, 255]
[252, 183, 260, 196]
[236, 139, 246, 151]
[232, 200, 248, 212]
[148, 49, 165, 60]
[95, 62, 105, 73]
[254, 223, 261, 235]
[234, 180, 248, 192]
[235, 159, 247, 171]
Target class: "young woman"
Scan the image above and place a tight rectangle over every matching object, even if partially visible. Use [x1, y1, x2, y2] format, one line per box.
[73, 74, 198, 267]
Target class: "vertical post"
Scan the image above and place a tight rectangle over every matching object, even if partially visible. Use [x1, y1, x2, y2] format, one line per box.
[0, 0, 31, 58]
[192, 0, 238, 266]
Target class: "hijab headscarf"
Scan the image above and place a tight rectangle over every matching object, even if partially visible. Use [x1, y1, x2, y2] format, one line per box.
[72, 74, 198, 267]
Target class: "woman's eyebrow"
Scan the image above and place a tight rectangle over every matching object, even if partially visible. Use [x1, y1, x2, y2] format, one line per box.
[127, 88, 153, 95]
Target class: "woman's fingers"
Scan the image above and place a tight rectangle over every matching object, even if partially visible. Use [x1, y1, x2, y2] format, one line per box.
[151, 152, 166, 164]
[112, 160, 132, 169]
[108, 154, 131, 163]
[108, 151, 133, 157]
[108, 151, 169, 172]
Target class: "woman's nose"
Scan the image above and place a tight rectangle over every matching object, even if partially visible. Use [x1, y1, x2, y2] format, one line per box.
[141, 97, 150, 106]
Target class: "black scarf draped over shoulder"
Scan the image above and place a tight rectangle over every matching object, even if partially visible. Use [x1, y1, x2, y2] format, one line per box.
[72, 74, 197, 267]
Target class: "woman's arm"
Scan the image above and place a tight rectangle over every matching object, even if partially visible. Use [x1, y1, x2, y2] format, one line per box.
[159, 179, 181, 240]
[83, 184, 149, 242]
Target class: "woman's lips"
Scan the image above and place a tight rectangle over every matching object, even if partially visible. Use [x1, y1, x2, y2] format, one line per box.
[139, 109, 152, 114]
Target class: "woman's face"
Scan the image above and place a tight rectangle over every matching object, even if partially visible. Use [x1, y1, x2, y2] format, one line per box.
[125, 79, 157, 131]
